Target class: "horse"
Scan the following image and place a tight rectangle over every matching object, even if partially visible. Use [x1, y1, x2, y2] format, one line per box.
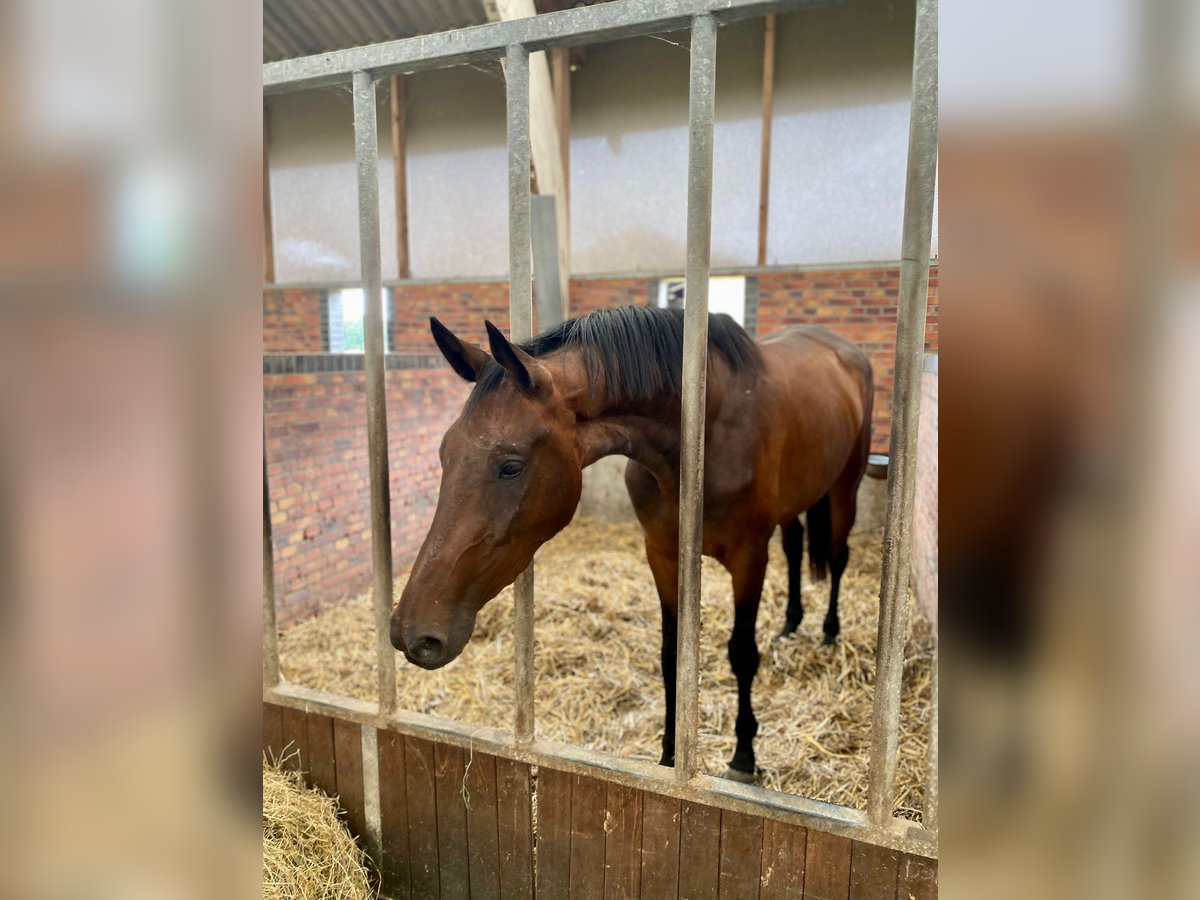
[391, 305, 873, 781]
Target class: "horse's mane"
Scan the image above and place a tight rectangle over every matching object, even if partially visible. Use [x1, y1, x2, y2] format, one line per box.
[472, 305, 763, 406]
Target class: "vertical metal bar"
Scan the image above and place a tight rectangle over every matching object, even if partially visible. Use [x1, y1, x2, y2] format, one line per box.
[353, 69, 398, 716]
[674, 12, 717, 783]
[507, 43, 536, 744]
[361, 724, 383, 863]
[866, 0, 938, 825]
[263, 450, 281, 688]
[923, 646, 939, 830]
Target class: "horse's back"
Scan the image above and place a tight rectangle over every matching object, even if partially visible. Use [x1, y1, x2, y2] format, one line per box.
[759, 324, 872, 391]
[749, 325, 873, 523]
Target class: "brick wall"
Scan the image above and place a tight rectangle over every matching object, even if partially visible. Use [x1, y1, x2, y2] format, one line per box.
[755, 264, 939, 452]
[265, 360, 469, 626]
[570, 277, 655, 314]
[263, 288, 325, 352]
[913, 358, 938, 626]
[389, 281, 512, 353]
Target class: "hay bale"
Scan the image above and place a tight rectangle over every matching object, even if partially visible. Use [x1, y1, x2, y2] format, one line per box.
[262, 757, 374, 900]
[281, 517, 934, 822]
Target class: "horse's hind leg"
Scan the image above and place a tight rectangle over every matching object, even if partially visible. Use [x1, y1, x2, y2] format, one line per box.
[823, 477, 860, 645]
[726, 540, 769, 781]
[644, 538, 680, 768]
[777, 519, 805, 638]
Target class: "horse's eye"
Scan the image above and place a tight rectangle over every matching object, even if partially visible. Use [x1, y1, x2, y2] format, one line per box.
[498, 460, 524, 480]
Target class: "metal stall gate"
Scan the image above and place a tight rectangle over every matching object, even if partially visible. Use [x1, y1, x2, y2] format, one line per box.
[263, 0, 938, 895]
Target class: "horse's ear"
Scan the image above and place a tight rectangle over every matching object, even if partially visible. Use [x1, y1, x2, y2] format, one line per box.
[484, 320, 544, 396]
[430, 317, 491, 383]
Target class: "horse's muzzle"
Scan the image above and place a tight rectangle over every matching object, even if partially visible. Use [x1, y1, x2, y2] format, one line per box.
[404, 634, 451, 670]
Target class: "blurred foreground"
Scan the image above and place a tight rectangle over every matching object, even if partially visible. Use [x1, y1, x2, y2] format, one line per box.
[0, 0, 1197, 897]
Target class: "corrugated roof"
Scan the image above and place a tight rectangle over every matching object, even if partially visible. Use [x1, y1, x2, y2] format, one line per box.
[263, 0, 491, 63]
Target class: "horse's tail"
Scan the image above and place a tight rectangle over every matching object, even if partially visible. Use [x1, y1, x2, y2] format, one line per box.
[806, 493, 832, 582]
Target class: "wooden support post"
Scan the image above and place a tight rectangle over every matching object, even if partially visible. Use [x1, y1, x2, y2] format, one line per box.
[263, 107, 276, 284]
[551, 46, 571, 211]
[390, 74, 411, 279]
[756, 13, 776, 267]
[494, 0, 571, 316]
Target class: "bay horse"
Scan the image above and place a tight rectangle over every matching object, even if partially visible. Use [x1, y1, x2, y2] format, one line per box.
[391, 306, 873, 781]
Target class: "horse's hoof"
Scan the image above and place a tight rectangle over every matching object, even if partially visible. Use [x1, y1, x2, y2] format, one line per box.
[822, 634, 838, 647]
[722, 766, 757, 784]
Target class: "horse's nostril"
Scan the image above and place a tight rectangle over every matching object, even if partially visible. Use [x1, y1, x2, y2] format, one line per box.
[389, 619, 406, 653]
[407, 635, 447, 669]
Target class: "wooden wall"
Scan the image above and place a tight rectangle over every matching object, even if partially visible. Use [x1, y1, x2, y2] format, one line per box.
[263, 701, 937, 898]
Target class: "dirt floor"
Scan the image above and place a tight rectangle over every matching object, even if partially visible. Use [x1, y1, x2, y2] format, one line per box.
[280, 516, 934, 822]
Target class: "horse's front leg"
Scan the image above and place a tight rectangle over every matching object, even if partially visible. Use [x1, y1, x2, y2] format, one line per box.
[725, 541, 769, 782]
[645, 539, 680, 768]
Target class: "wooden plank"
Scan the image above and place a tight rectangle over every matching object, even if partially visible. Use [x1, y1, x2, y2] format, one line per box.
[536, 766, 573, 899]
[639, 792, 681, 899]
[551, 45, 571, 209]
[756, 14, 776, 266]
[464, 752, 502, 900]
[332, 719, 366, 847]
[389, 74, 410, 278]
[896, 854, 937, 900]
[305, 712, 338, 799]
[404, 735, 441, 898]
[280, 705, 308, 774]
[719, 809, 764, 899]
[803, 830, 852, 900]
[377, 730, 412, 899]
[263, 107, 275, 283]
[434, 742, 472, 899]
[604, 782, 643, 900]
[759, 819, 806, 899]
[262, 702, 283, 762]
[569, 772, 608, 900]
[679, 800, 722, 900]
[495, 756, 534, 900]
[848, 841, 900, 899]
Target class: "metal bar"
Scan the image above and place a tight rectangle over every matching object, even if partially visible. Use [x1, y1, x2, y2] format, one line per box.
[360, 723, 383, 865]
[923, 645, 938, 830]
[354, 69, 398, 716]
[266, 683, 938, 858]
[264, 0, 828, 93]
[866, 0, 938, 826]
[674, 12, 717, 784]
[756, 13, 776, 266]
[263, 451, 281, 688]
[507, 43, 536, 744]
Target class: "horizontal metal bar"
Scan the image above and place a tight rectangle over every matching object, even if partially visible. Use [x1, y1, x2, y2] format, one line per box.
[866, 0, 938, 826]
[264, 683, 937, 858]
[264, 0, 833, 93]
[674, 11, 718, 784]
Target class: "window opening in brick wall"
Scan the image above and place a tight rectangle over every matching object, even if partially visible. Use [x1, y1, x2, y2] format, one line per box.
[327, 287, 390, 352]
[656, 276, 747, 327]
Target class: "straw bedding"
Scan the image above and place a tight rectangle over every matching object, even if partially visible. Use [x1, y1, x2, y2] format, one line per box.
[263, 755, 375, 899]
[280, 516, 934, 822]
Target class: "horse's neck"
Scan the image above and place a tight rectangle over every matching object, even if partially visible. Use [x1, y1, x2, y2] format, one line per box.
[553, 349, 697, 487]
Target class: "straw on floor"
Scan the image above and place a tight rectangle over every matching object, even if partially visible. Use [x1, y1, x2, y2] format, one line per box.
[280, 516, 934, 822]
[263, 755, 375, 900]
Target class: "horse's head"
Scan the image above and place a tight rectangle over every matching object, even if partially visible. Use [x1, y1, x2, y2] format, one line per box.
[390, 318, 583, 669]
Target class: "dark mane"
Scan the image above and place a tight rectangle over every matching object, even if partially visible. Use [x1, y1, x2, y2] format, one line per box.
[471, 306, 763, 406]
